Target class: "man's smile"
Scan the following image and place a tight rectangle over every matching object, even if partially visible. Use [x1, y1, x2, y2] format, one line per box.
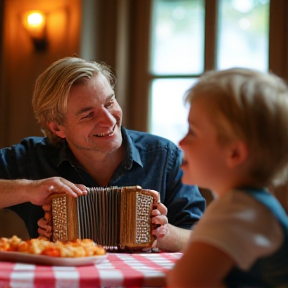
[93, 125, 116, 137]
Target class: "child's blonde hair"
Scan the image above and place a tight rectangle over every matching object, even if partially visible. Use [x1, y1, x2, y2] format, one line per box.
[185, 68, 288, 187]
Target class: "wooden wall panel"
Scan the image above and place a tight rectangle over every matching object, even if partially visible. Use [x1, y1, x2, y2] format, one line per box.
[0, 0, 81, 148]
[0, 0, 81, 238]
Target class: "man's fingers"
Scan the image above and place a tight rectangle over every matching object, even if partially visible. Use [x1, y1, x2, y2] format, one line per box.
[28, 177, 87, 206]
[37, 217, 52, 232]
[42, 204, 51, 212]
[37, 217, 52, 239]
[156, 203, 167, 215]
[152, 224, 168, 238]
[152, 215, 168, 225]
[75, 184, 87, 192]
[44, 211, 51, 223]
[58, 179, 87, 197]
[48, 178, 87, 197]
[37, 227, 52, 238]
[151, 209, 161, 216]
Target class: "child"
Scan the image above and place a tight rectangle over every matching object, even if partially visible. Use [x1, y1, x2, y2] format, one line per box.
[167, 68, 288, 288]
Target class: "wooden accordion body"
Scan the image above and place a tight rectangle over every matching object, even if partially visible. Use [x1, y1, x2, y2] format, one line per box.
[50, 186, 159, 251]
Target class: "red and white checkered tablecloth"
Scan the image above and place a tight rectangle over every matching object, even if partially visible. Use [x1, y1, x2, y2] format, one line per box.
[0, 252, 182, 288]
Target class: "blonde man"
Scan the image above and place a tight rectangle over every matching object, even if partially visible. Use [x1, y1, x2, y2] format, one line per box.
[0, 57, 205, 252]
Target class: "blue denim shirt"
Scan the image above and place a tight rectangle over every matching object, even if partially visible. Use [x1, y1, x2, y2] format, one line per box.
[0, 126, 205, 238]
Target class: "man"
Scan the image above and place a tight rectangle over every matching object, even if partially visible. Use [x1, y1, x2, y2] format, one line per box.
[0, 57, 205, 252]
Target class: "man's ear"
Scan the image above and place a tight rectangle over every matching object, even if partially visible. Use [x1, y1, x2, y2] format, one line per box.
[46, 122, 66, 139]
[226, 140, 248, 168]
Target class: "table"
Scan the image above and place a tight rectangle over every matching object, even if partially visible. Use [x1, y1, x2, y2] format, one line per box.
[0, 252, 182, 288]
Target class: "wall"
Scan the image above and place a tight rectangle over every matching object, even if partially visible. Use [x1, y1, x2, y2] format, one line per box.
[0, 0, 81, 148]
[0, 0, 82, 238]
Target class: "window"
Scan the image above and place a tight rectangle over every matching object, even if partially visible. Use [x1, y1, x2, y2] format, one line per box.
[217, 0, 269, 70]
[150, 0, 204, 144]
[127, 0, 288, 144]
[149, 0, 270, 144]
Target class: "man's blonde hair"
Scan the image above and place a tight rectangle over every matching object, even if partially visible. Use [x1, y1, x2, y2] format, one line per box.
[32, 57, 117, 145]
[185, 68, 288, 186]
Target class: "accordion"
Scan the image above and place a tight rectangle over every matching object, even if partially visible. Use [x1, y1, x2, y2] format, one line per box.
[50, 186, 159, 251]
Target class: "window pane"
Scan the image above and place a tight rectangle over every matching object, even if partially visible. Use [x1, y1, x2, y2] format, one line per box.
[150, 0, 205, 75]
[217, 0, 270, 71]
[149, 79, 196, 145]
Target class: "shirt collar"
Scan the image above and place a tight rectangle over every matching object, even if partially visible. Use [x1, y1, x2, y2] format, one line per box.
[121, 126, 143, 169]
[53, 140, 78, 168]
[53, 126, 143, 169]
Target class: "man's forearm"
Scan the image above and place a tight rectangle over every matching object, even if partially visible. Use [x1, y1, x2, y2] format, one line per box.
[0, 179, 31, 209]
[157, 224, 192, 252]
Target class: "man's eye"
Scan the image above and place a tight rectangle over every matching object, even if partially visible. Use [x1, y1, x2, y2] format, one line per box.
[82, 112, 94, 119]
[105, 99, 114, 109]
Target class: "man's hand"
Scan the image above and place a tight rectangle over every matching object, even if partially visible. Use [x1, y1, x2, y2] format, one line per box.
[152, 202, 168, 238]
[0, 178, 87, 209]
[27, 177, 87, 206]
[38, 203, 52, 239]
[151, 201, 192, 252]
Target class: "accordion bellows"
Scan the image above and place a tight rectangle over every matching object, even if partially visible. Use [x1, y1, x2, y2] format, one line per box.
[50, 186, 159, 250]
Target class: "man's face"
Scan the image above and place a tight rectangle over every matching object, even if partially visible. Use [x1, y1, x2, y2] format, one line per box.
[52, 73, 123, 155]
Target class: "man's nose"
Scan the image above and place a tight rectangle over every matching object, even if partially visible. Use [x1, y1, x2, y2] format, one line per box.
[97, 107, 116, 125]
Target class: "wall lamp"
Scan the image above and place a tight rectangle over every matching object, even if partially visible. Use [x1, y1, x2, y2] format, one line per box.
[23, 10, 48, 52]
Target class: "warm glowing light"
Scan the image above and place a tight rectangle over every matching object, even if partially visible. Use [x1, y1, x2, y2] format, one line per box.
[22, 10, 48, 51]
[27, 12, 44, 27]
[24, 11, 46, 33]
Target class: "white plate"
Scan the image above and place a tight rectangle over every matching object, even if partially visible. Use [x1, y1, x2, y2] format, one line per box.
[0, 251, 107, 266]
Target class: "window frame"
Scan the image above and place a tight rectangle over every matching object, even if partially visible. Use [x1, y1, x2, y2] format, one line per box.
[119, 0, 288, 132]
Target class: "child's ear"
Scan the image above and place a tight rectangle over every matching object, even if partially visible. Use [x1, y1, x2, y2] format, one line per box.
[226, 140, 248, 168]
[46, 122, 66, 138]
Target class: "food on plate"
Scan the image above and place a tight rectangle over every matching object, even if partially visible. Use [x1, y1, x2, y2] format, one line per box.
[0, 235, 106, 257]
